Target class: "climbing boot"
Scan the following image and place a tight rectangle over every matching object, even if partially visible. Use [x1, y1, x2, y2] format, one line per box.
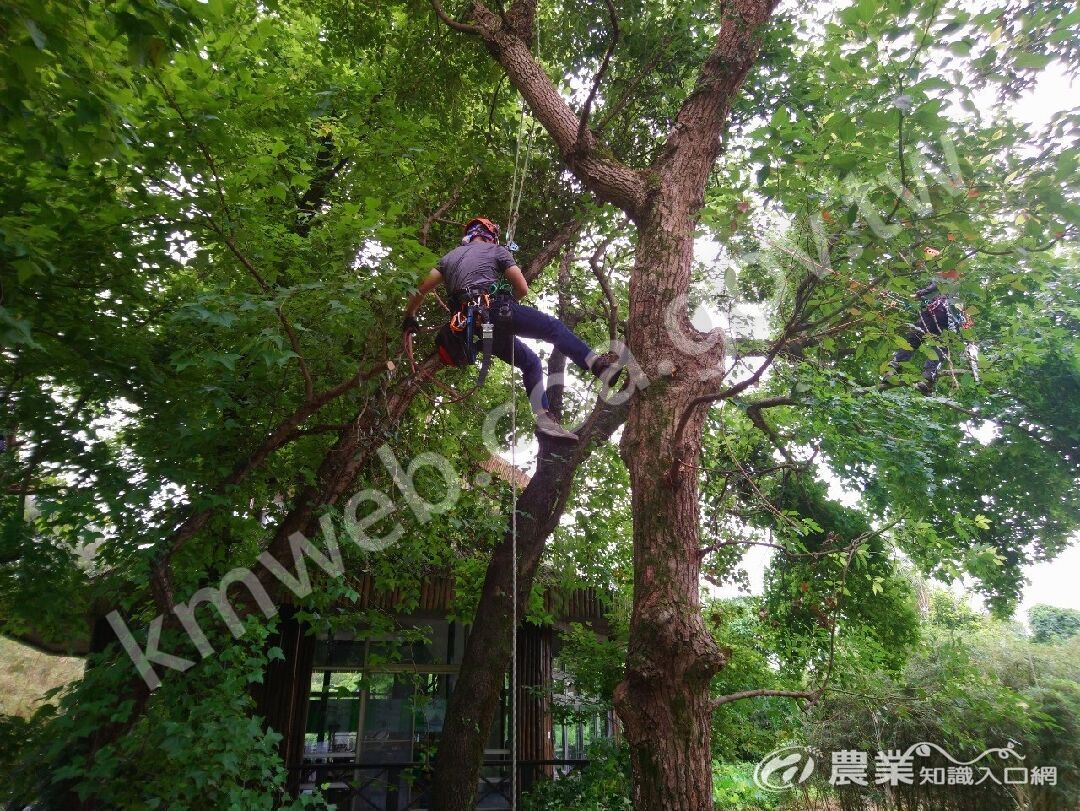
[535, 409, 578, 441]
[590, 353, 625, 390]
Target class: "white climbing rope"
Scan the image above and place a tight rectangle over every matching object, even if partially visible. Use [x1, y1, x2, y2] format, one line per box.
[506, 23, 541, 797]
[505, 102, 537, 252]
[505, 24, 540, 253]
[510, 338, 518, 811]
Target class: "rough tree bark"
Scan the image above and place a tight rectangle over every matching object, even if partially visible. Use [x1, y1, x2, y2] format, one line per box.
[429, 400, 628, 811]
[431, 0, 778, 807]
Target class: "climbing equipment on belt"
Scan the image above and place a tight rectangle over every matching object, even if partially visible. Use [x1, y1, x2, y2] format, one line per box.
[434, 285, 517, 397]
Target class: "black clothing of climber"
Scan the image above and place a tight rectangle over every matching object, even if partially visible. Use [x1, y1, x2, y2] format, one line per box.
[401, 217, 620, 440]
[886, 280, 968, 393]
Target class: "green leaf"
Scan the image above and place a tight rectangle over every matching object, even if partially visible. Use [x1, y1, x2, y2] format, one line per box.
[1014, 52, 1053, 70]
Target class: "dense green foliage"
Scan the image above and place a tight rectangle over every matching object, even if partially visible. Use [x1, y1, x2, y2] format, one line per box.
[1, 0, 1076, 807]
[1030, 604, 1080, 644]
[806, 591, 1080, 811]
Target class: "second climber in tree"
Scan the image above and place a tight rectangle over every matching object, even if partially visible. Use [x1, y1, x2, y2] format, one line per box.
[401, 217, 620, 440]
[885, 275, 973, 393]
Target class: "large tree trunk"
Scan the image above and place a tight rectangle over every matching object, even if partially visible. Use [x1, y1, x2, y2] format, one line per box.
[429, 403, 626, 810]
[446, 1, 778, 804]
[612, 202, 727, 810]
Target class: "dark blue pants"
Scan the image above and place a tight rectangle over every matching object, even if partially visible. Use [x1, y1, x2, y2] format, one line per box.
[890, 305, 950, 384]
[491, 300, 593, 411]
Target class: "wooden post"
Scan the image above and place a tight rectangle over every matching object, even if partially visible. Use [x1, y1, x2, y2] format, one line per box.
[516, 622, 554, 797]
[250, 604, 316, 794]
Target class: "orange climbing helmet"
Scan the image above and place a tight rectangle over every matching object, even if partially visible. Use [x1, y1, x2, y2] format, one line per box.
[463, 217, 500, 243]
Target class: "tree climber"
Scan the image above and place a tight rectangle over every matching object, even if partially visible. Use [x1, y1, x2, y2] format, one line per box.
[400, 217, 621, 440]
[885, 275, 973, 393]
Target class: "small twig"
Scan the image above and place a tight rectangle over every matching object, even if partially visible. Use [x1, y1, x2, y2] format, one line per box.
[961, 227, 1076, 259]
[711, 523, 893, 713]
[884, 106, 906, 225]
[421, 172, 476, 247]
[669, 320, 798, 470]
[150, 71, 234, 232]
[295, 422, 355, 436]
[596, 35, 674, 132]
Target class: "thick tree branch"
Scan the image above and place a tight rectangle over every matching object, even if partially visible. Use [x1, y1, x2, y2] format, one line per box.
[451, 1, 646, 215]
[658, 0, 778, 190]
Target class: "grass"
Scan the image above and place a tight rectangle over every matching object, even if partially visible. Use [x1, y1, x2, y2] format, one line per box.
[0, 636, 85, 718]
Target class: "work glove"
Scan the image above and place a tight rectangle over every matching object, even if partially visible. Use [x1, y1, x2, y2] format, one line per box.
[401, 314, 419, 335]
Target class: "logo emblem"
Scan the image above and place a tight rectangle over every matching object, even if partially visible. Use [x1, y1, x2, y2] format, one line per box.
[753, 745, 817, 791]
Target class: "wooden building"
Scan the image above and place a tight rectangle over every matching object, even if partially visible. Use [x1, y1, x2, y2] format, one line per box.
[252, 575, 615, 810]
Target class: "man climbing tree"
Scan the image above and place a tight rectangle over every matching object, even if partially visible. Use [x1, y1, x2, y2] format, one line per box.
[3, 2, 1078, 811]
[885, 272, 974, 392]
[401, 216, 621, 439]
[424, 1, 782, 807]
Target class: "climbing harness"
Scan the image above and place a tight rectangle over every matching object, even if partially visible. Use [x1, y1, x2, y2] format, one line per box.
[433, 284, 516, 392]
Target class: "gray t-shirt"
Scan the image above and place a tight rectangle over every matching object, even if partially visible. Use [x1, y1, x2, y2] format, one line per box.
[437, 242, 517, 296]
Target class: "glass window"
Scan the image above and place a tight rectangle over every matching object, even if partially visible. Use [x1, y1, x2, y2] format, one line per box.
[302, 623, 511, 809]
[304, 670, 361, 759]
[359, 673, 414, 764]
[367, 620, 457, 668]
[314, 639, 365, 669]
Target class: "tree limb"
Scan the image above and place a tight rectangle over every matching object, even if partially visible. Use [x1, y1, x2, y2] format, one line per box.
[420, 171, 477, 247]
[202, 220, 316, 403]
[713, 688, 820, 709]
[523, 218, 582, 281]
[454, 1, 647, 215]
[745, 395, 797, 463]
[588, 235, 620, 339]
[430, 0, 480, 34]
[668, 325, 791, 473]
[657, 0, 778, 194]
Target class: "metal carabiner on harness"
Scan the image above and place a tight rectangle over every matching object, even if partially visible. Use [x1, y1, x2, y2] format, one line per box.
[474, 309, 496, 388]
